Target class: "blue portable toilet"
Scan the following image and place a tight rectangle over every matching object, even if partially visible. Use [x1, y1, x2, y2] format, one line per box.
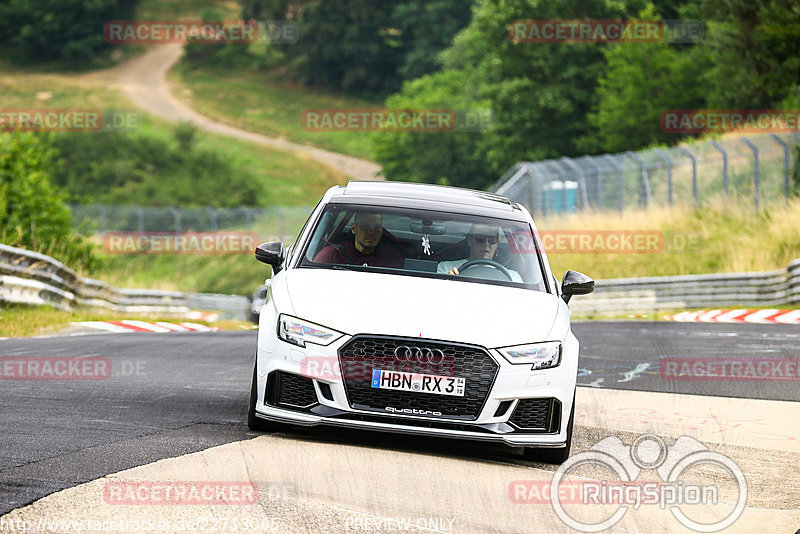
[542, 180, 578, 214]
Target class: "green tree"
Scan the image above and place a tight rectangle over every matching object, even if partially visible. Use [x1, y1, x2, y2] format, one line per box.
[0, 133, 95, 270]
[0, 0, 138, 63]
[391, 0, 474, 80]
[440, 0, 647, 171]
[700, 0, 800, 108]
[239, 0, 475, 97]
[581, 7, 713, 152]
[373, 69, 496, 189]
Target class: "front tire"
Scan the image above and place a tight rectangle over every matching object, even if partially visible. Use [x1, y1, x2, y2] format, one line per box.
[523, 393, 575, 465]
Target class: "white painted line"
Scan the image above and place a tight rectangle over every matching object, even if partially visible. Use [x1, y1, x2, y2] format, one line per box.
[154, 321, 189, 331]
[120, 320, 172, 333]
[743, 309, 782, 323]
[697, 309, 723, 322]
[71, 321, 132, 333]
[773, 309, 800, 324]
[714, 309, 751, 322]
[179, 322, 212, 331]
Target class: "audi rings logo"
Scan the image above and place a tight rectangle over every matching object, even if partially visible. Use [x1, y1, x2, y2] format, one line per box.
[394, 345, 446, 365]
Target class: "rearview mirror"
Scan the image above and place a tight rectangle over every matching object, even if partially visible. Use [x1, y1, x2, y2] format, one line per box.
[561, 270, 594, 304]
[409, 221, 446, 235]
[255, 241, 285, 273]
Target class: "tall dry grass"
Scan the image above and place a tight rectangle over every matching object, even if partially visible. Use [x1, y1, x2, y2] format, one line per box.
[537, 197, 800, 280]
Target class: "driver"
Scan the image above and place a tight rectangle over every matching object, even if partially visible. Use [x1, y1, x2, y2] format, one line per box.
[313, 212, 404, 268]
[437, 223, 523, 282]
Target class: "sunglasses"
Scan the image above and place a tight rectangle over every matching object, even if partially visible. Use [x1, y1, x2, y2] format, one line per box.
[469, 234, 498, 245]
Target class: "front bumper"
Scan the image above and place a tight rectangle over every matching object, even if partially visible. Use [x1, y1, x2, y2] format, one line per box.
[254, 327, 577, 448]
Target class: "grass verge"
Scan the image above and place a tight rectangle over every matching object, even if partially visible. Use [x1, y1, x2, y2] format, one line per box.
[0, 303, 252, 338]
[170, 63, 378, 159]
[0, 57, 342, 206]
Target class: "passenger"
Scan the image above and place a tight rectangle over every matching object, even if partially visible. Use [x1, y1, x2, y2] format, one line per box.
[313, 212, 404, 268]
[437, 223, 523, 282]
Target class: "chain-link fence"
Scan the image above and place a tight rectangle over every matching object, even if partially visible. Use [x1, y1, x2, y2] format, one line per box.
[71, 205, 314, 242]
[492, 133, 800, 215]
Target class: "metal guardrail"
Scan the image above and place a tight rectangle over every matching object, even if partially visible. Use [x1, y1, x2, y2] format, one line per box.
[0, 244, 248, 319]
[570, 258, 800, 316]
[3, 243, 797, 321]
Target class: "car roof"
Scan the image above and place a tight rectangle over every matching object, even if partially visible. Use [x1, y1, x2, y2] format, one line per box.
[329, 181, 527, 220]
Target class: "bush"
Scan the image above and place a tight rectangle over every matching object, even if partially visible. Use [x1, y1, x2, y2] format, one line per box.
[50, 129, 261, 207]
[0, 132, 96, 271]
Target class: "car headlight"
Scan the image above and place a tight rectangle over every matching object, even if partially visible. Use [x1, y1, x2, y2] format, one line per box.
[277, 314, 343, 348]
[496, 341, 562, 369]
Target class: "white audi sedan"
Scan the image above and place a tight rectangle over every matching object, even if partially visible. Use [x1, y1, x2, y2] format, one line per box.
[248, 181, 593, 463]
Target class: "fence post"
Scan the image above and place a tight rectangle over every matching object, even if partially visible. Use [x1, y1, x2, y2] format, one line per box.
[98, 205, 107, 234]
[653, 149, 673, 206]
[277, 207, 286, 242]
[531, 163, 547, 216]
[602, 155, 624, 214]
[136, 207, 145, 233]
[170, 208, 182, 233]
[626, 151, 651, 208]
[709, 140, 728, 202]
[740, 137, 760, 211]
[578, 156, 603, 210]
[242, 207, 253, 229]
[678, 147, 698, 208]
[769, 134, 790, 200]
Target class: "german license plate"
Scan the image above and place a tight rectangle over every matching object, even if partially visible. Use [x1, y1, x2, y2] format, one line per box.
[371, 369, 465, 396]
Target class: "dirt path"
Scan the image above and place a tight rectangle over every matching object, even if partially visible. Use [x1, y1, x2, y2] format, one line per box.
[114, 44, 382, 181]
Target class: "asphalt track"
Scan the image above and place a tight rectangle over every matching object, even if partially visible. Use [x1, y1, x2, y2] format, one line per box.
[1, 322, 798, 531]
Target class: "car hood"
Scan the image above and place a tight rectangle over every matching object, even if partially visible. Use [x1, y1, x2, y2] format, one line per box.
[282, 268, 561, 348]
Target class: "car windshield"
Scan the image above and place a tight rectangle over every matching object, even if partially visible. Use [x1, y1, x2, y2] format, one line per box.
[299, 204, 547, 291]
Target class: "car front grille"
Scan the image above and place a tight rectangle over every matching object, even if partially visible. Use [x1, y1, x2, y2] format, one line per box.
[266, 371, 318, 411]
[338, 335, 499, 420]
[509, 398, 560, 431]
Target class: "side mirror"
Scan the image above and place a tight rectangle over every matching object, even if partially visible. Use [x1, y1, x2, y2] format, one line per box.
[255, 241, 285, 273]
[561, 270, 594, 304]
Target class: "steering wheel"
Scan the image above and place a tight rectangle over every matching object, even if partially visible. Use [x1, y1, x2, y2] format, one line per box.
[457, 259, 514, 281]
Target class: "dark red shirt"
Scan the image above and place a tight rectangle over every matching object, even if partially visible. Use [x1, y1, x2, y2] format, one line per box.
[313, 240, 404, 269]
